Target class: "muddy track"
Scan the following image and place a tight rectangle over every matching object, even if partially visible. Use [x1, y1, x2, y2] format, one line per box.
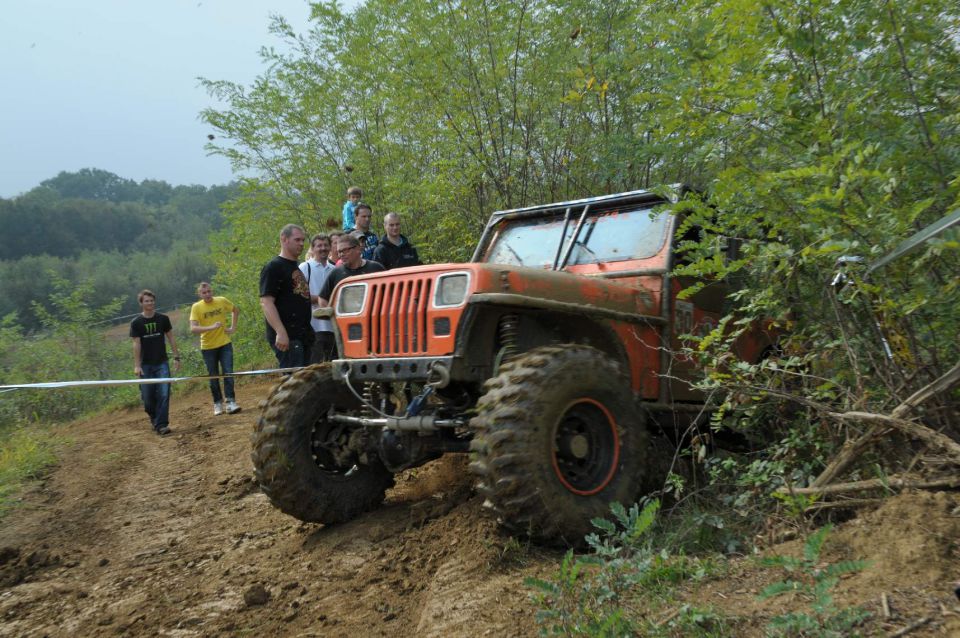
[0, 379, 544, 637]
[1, 378, 958, 636]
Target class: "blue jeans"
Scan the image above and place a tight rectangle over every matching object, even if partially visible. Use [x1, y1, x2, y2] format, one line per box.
[139, 362, 171, 430]
[271, 337, 311, 370]
[201, 343, 235, 404]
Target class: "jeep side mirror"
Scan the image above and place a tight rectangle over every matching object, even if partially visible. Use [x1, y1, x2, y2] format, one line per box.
[830, 255, 865, 289]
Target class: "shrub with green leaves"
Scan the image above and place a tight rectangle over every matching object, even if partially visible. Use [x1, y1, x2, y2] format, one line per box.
[759, 524, 871, 637]
[0, 426, 62, 518]
[0, 275, 143, 430]
[526, 500, 730, 637]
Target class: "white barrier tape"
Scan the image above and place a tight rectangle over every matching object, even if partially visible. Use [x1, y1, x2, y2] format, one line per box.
[0, 367, 304, 391]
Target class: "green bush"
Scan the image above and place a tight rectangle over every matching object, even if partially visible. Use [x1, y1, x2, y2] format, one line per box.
[526, 500, 731, 637]
[0, 275, 145, 430]
[0, 425, 62, 518]
[759, 525, 871, 637]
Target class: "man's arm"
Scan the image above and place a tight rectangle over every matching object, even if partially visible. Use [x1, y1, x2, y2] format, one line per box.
[166, 330, 182, 371]
[226, 306, 240, 335]
[260, 295, 289, 351]
[189, 319, 222, 334]
[132, 337, 142, 377]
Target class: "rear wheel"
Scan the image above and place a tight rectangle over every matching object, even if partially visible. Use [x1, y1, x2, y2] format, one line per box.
[469, 345, 648, 545]
[252, 365, 394, 523]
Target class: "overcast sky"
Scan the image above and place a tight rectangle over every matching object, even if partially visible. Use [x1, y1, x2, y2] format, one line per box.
[1, 1, 359, 198]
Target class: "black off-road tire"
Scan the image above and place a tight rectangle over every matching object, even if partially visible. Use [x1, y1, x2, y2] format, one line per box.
[469, 345, 648, 545]
[251, 364, 394, 524]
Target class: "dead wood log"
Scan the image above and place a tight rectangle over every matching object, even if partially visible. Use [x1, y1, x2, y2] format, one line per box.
[810, 361, 960, 488]
[803, 498, 883, 512]
[889, 615, 931, 637]
[780, 475, 960, 496]
[827, 412, 960, 463]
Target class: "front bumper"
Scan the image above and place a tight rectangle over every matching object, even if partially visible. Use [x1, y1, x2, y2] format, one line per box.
[331, 356, 460, 383]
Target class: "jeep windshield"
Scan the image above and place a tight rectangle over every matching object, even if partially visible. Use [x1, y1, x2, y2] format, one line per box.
[484, 205, 670, 268]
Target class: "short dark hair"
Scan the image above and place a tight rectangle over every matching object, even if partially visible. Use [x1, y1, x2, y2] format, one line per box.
[280, 223, 305, 239]
[355, 203, 372, 215]
[138, 289, 156, 303]
[338, 234, 360, 249]
[347, 186, 362, 197]
[310, 233, 331, 246]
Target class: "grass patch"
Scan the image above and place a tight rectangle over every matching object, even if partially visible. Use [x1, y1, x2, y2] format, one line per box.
[0, 425, 63, 518]
[527, 500, 736, 637]
[98, 451, 125, 464]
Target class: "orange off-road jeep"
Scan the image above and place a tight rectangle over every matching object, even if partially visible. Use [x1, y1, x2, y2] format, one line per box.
[252, 187, 773, 543]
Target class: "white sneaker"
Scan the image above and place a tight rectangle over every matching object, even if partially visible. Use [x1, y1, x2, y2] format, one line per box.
[213, 402, 224, 416]
[225, 400, 241, 414]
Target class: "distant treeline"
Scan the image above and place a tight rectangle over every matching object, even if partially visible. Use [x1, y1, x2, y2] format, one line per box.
[0, 168, 237, 328]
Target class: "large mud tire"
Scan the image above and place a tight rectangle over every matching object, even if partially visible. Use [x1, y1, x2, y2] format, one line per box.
[252, 364, 394, 524]
[469, 345, 648, 545]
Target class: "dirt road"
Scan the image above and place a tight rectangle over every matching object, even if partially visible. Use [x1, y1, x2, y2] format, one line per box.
[0, 378, 543, 637]
[1, 377, 958, 636]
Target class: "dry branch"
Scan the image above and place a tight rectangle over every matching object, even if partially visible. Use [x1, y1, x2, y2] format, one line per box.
[827, 412, 960, 463]
[891, 361, 960, 419]
[889, 615, 931, 637]
[810, 361, 960, 488]
[780, 475, 960, 496]
[803, 498, 883, 512]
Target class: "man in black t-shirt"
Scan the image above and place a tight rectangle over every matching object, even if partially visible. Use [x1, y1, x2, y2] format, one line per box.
[319, 233, 386, 307]
[129, 289, 181, 436]
[259, 224, 313, 368]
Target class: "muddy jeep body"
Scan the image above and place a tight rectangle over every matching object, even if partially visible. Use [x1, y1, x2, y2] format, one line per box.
[253, 187, 772, 543]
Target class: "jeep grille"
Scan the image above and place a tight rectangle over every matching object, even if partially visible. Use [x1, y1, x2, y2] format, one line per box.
[367, 278, 433, 354]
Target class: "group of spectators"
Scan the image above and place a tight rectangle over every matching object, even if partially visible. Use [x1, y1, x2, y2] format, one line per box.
[259, 186, 422, 370]
[128, 186, 422, 436]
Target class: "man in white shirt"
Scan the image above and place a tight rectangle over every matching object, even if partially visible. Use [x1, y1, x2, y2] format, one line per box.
[299, 233, 338, 363]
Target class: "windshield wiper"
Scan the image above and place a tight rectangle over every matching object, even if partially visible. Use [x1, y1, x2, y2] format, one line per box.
[503, 242, 524, 265]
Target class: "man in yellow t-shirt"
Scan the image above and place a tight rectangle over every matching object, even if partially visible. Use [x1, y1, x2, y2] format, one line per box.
[189, 282, 241, 416]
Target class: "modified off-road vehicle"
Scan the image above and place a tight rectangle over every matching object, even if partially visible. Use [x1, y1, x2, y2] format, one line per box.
[252, 187, 773, 544]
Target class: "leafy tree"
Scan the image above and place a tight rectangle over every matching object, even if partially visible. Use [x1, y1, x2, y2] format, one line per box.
[201, 0, 959, 497]
[39, 168, 140, 202]
[0, 170, 236, 325]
